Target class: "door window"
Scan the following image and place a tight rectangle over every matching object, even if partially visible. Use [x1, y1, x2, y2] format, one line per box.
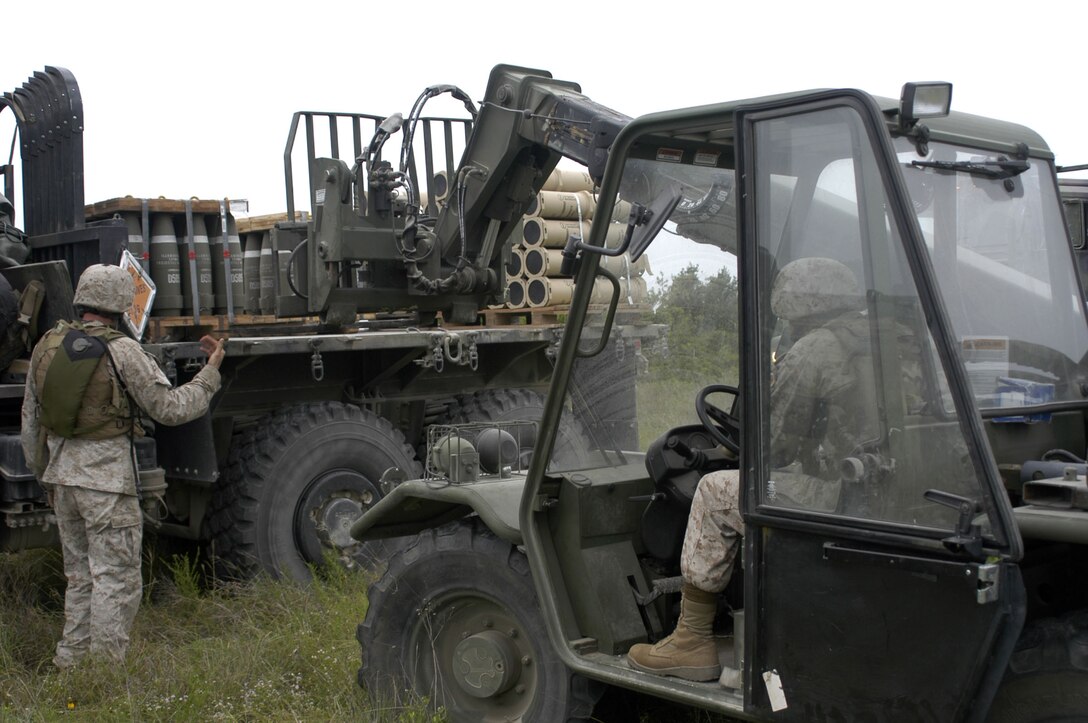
[751, 105, 993, 535]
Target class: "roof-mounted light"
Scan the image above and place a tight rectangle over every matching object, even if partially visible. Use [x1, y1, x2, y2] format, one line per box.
[900, 82, 952, 126]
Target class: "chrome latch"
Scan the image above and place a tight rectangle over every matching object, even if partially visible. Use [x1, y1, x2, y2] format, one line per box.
[976, 563, 1000, 605]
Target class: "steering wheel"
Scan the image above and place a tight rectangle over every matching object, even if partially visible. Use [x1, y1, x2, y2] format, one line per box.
[696, 384, 741, 454]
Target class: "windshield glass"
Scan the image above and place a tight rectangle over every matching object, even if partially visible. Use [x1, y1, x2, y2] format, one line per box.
[896, 137, 1088, 411]
[541, 158, 740, 477]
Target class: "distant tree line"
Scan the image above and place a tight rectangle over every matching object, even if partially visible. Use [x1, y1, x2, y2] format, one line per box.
[647, 264, 739, 384]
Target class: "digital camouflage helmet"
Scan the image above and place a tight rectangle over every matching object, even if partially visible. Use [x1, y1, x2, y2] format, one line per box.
[770, 257, 863, 322]
[73, 264, 135, 315]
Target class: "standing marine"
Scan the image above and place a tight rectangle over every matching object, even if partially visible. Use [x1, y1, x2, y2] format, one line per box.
[20, 263, 225, 668]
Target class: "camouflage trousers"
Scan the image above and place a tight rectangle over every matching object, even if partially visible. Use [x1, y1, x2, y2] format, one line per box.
[680, 469, 745, 593]
[52, 486, 143, 667]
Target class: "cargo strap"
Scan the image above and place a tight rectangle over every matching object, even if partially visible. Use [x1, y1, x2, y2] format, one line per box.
[0, 278, 44, 374]
[16, 279, 44, 351]
[100, 340, 150, 509]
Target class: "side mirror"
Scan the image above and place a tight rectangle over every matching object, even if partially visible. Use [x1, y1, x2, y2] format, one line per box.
[561, 182, 684, 276]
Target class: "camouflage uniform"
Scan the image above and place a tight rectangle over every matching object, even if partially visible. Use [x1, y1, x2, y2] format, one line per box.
[21, 321, 220, 666]
[681, 310, 876, 591]
[680, 469, 744, 593]
[633, 258, 919, 680]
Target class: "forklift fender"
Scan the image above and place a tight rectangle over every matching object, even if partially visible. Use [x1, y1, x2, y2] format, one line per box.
[349, 478, 524, 545]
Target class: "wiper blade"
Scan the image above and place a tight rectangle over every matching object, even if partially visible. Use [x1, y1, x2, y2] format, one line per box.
[911, 157, 1030, 179]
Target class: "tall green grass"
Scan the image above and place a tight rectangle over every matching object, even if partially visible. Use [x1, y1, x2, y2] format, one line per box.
[0, 547, 440, 722]
[636, 376, 724, 449]
[0, 543, 739, 723]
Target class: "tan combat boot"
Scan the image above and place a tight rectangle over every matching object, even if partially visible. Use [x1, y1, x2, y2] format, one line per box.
[627, 583, 720, 681]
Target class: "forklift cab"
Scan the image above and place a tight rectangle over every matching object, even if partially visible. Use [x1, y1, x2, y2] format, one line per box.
[524, 87, 1034, 719]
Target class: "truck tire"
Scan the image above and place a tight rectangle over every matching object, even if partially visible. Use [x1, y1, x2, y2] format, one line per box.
[357, 520, 601, 722]
[444, 388, 591, 470]
[986, 609, 1088, 721]
[208, 401, 420, 582]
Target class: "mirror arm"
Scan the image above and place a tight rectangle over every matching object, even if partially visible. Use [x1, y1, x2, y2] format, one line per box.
[559, 207, 640, 277]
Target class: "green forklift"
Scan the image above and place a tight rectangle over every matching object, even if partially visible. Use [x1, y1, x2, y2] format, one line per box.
[352, 70, 1088, 721]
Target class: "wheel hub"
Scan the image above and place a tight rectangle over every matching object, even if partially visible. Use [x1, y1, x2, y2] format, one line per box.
[295, 469, 378, 563]
[451, 630, 522, 699]
[320, 496, 367, 549]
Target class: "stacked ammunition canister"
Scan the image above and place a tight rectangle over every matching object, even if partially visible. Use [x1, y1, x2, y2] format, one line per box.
[208, 214, 245, 314]
[235, 212, 311, 316]
[103, 203, 311, 321]
[86, 199, 242, 318]
[505, 168, 650, 310]
[148, 211, 246, 317]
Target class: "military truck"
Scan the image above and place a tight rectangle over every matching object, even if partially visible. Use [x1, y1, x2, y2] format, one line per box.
[0, 66, 654, 582]
[352, 75, 1088, 720]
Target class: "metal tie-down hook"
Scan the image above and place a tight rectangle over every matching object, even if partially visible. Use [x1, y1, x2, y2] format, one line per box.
[310, 341, 324, 382]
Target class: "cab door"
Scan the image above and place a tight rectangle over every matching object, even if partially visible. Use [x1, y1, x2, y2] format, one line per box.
[735, 93, 1025, 721]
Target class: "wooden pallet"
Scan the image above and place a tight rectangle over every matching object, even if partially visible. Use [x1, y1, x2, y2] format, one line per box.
[478, 305, 570, 326]
[144, 312, 323, 340]
[479, 303, 651, 328]
[142, 303, 649, 340]
[236, 211, 310, 235]
[142, 309, 424, 340]
[85, 197, 228, 221]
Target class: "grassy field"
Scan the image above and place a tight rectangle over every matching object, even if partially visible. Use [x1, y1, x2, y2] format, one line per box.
[637, 377, 702, 448]
[0, 544, 739, 723]
[0, 546, 439, 722]
[0, 375, 733, 722]
[635, 375, 738, 450]
[1, 546, 737, 723]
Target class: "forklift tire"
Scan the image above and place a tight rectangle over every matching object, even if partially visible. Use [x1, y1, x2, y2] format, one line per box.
[445, 388, 591, 470]
[208, 401, 420, 582]
[358, 519, 602, 722]
[986, 610, 1088, 721]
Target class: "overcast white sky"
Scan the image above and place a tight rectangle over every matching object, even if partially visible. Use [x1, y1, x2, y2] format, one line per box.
[2, 0, 1085, 221]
